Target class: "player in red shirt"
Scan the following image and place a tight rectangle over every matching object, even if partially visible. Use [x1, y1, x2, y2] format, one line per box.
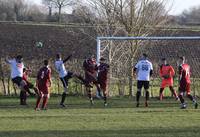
[83, 55, 101, 105]
[178, 56, 198, 109]
[97, 57, 109, 106]
[35, 60, 52, 110]
[159, 58, 178, 100]
[20, 68, 39, 105]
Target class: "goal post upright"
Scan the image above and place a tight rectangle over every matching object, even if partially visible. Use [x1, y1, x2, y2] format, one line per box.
[96, 36, 200, 63]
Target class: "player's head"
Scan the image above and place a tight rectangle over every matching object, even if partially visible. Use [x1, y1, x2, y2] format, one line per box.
[44, 60, 49, 66]
[142, 53, 148, 59]
[179, 56, 185, 63]
[100, 57, 106, 63]
[23, 68, 26, 73]
[15, 55, 23, 63]
[161, 58, 167, 64]
[56, 53, 61, 60]
[89, 54, 96, 62]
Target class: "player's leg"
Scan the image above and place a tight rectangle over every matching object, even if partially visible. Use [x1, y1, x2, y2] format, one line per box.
[169, 86, 178, 100]
[136, 81, 142, 107]
[159, 88, 164, 101]
[144, 81, 150, 107]
[13, 78, 28, 105]
[159, 80, 166, 101]
[185, 84, 198, 109]
[41, 93, 49, 110]
[87, 87, 94, 105]
[178, 82, 186, 109]
[35, 92, 42, 111]
[60, 77, 68, 107]
[100, 81, 108, 106]
[94, 82, 102, 98]
[73, 72, 93, 88]
[26, 82, 39, 96]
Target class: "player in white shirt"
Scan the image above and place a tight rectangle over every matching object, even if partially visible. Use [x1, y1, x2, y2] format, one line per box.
[55, 53, 90, 107]
[133, 53, 153, 107]
[5, 55, 28, 105]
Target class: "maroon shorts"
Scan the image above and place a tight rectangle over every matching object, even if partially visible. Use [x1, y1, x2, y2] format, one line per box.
[99, 80, 108, 91]
[179, 81, 191, 94]
[85, 72, 98, 84]
[38, 84, 49, 94]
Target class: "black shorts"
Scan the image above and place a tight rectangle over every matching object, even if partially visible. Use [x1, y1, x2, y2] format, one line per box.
[60, 72, 73, 88]
[137, 81, 149, 90]
[12, 77, 22, 87]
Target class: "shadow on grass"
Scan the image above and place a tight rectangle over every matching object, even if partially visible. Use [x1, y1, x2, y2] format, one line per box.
[1, 127, 200, 137]
[0, 96, 194, 110]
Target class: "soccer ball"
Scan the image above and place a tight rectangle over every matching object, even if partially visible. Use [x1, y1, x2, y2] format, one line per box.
[35, 41, 43, 48]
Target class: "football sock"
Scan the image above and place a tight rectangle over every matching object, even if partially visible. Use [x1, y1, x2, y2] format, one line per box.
[36, 96, 41, 108]
[60, 92, 67, 104]
[145, 91, 149, 101]
[159, 88, 164, 100]
[179, 95, 185, 104]
[20, 91, 23, 104]
[136, 91, 141, 103]
[42, 97, 48, 109]
[103, 93, 107, 103]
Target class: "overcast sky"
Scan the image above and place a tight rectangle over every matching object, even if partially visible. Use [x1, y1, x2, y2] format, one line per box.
[30, 0, 200, 15]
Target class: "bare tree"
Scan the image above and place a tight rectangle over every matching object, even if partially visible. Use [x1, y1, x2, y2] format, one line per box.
[13, 0, 26, 21]
[42, 0, 53, 18]
[51, 0, 74, 23]
[75, 0, 169, 96]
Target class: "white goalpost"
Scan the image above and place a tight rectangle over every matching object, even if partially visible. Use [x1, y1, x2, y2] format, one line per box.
[96, 36, 200, 64]
[96, 36, 200, 97]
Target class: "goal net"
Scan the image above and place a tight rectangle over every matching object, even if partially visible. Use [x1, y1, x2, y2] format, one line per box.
[97, 36, 200, 97]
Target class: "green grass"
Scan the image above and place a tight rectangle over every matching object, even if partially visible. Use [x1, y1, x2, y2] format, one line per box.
[0, 96, 200, 137]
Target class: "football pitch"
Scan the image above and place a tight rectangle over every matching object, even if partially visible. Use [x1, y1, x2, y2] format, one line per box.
[0, 96, 200, 137]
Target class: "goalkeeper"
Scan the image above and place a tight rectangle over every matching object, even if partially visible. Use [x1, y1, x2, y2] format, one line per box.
[159, 58, 178, 101]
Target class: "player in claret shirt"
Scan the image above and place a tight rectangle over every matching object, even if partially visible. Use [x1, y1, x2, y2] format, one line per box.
[97, 57, 109, 107]
[83, 55, 101, 105]
[159, 58, 178, 101]
[134, 53, 153, 107]
[178, 56, 198, 109]
[35, 60, 52, 110]
[20, 68, 39, 105]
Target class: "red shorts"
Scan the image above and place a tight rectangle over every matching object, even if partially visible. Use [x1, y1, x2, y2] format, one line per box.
[38, 84, 49, 94]
[99, 80, 108, 91]
[160, 78, 173, 88]
[179, 82, 191, 94]
[85, 72, 98, 84]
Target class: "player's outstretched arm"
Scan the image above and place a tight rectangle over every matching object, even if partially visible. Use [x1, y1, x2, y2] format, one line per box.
[63, 54, 72, 63]
[5, 57, 11, 64]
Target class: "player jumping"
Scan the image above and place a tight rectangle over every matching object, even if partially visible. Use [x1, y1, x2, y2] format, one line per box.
[35, 60, 52, 110]
[178, 56, 198, 109]
[134, 53, 153, 107]
[5, 55, 36, 105]
[83, 55, 101, 105]
[159, 58, 178, 101]
[97, 57, 109, 106]
[55, 53, 91, 107]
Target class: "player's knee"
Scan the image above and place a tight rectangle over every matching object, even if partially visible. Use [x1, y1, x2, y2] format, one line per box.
[179, 92, 183, 97]
[64, 87, 68, 93]
[136, 90, 141, 96]
[137, 88, 141, 93]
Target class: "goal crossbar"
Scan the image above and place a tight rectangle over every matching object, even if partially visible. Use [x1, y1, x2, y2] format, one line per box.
[96, 36, 200, 63]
